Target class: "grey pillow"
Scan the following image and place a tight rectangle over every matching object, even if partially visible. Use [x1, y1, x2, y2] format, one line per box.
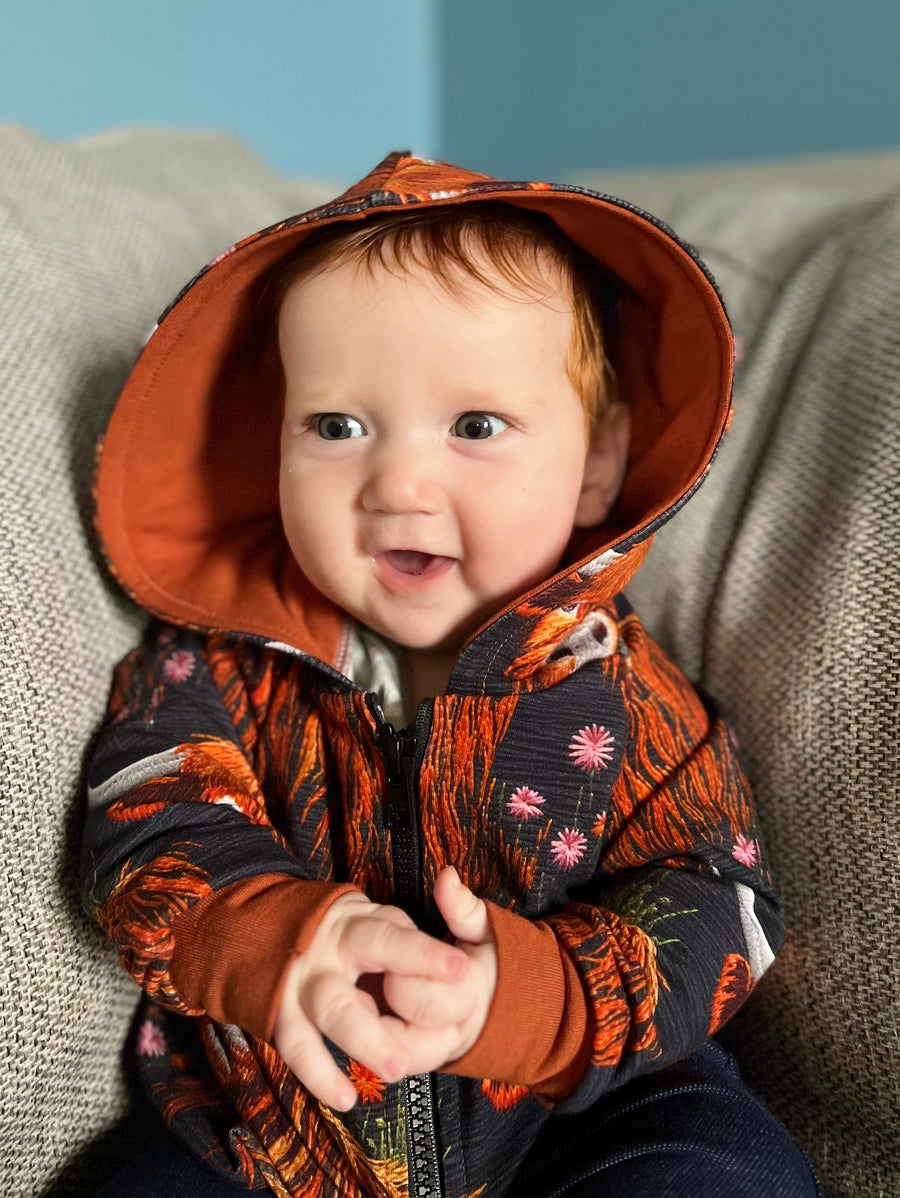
[0, 125, 333, 1195]
[578, 153, 900, 1198]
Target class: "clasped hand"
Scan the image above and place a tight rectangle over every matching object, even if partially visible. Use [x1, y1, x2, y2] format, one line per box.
[274, 866, 497, 1110]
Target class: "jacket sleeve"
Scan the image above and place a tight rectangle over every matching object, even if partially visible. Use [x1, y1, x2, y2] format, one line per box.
[82, 624, 359, 1041]
[445, 613, 784, 1107]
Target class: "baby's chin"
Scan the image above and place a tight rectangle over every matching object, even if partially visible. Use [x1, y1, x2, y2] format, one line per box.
[384, 625, 466, 658]
[371, 614, 482, 660]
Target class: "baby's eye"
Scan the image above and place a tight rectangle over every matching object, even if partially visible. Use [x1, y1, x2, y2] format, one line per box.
[452, 412, 509, 440]
[314, 413, 365, 440]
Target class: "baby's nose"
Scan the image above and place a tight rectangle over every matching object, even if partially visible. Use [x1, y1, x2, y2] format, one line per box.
[361, 443, 443, 515]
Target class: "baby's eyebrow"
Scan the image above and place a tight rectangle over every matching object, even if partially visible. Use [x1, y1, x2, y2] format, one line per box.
[450, 388, 550, 413]
[283, 386, 347, 409]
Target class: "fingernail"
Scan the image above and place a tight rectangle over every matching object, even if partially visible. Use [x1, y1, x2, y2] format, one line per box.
[446, 944, 469, 974]
[382, 1055, 404, 1082]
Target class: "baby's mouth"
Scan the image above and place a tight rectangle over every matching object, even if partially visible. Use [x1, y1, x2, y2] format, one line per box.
[381, 550, 453, 577]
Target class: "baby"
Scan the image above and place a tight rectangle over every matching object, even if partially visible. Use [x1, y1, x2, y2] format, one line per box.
[85, 154, 821, 1197]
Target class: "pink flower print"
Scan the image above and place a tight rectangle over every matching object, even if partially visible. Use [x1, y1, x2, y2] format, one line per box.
[162, 649, 196, 684]
[568, 724, 615, 772]
[551, 827, 588, 870]
[136, 1019, 166, 1057]
[506, 786, 546, 820]
[592, 811, 607, 838]
[732, 835, 759, 868]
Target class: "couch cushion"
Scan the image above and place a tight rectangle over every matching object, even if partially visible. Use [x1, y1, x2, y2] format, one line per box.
[578, 153, 900, 1198]
[0, 125, 333, 1195]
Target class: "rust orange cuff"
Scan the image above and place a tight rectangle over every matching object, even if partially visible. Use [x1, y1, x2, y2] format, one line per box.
[441, 900, 592, 1101]
[169, 873, 361, 1042]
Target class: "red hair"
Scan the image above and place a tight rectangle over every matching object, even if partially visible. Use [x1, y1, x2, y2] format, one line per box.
[266, 202, 619, 426]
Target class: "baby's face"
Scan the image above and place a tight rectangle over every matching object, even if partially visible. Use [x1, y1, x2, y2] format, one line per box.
[278, 252, 596, 656]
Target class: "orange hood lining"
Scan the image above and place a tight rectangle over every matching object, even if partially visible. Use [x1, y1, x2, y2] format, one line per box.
[95, 154, 733, 662]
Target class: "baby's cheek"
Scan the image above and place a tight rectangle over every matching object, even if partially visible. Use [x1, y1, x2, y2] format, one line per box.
[489, 525, 569, 595]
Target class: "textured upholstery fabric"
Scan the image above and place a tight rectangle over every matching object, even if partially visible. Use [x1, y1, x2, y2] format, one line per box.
[0, 126, 333, 1195]
[578, 154, 900, 1198]
[2, 128, 897, 1195]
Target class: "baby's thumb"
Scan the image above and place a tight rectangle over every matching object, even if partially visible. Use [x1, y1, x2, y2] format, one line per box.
[434, 867, 490, 945]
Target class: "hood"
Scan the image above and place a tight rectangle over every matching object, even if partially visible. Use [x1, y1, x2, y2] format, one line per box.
[95, 152, 733, 668]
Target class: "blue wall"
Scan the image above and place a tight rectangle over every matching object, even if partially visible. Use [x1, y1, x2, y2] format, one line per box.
[1, 0, 437, 181]
[3, 0, 899, 182]
[438, 0, 900, 179]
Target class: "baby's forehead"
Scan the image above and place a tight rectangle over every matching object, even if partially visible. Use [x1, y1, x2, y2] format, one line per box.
[277, 255, 577, 365]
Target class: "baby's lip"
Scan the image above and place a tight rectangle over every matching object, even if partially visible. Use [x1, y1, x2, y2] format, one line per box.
[373, 549, 456, 589]
[380, 549, 452, 576]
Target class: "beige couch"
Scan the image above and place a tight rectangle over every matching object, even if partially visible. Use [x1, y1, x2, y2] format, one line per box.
[1, 126, 897, 1196]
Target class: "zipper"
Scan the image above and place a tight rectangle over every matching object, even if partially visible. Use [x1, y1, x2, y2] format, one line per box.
[365, 693, 444, 1198]
[365, 695, 435, 920]
[404, 1072, 443, 1198]
[368, 695, 422, 914]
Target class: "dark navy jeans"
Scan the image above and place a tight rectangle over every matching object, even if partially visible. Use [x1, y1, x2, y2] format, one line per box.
[96, 1041, 823, 1197]
[513, 1040, 823, 1197]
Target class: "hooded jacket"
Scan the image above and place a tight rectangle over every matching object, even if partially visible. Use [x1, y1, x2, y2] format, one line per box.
[83, 153, 782, 1198]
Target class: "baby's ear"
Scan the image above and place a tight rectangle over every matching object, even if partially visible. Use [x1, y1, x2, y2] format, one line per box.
[574, 401, 631, 529]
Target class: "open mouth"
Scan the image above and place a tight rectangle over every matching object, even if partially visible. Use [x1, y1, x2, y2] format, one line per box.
[373, 550, 457, 591]
[381, 550, 453, 577]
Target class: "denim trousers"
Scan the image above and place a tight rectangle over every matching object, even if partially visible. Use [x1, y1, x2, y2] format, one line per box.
[96, 1041, 823, 1198]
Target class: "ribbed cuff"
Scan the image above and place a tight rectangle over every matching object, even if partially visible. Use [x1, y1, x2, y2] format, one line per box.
[441, 900, 592, 1100]
[169, 873, 362, 1041]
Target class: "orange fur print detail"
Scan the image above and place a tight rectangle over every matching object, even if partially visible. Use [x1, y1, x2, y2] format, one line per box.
[708, 954, 753, 1035]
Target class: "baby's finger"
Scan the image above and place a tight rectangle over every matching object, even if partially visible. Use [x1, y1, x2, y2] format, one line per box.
[372, 904, 418, 931]
[340, 916, 468, 982]
[304, 972, 407, 1084]
[383, 971, 475, 1030]
[434, 867, 490, 944]
[275, 1006, 359, 1111]
[391, 1019, 469, 1076]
